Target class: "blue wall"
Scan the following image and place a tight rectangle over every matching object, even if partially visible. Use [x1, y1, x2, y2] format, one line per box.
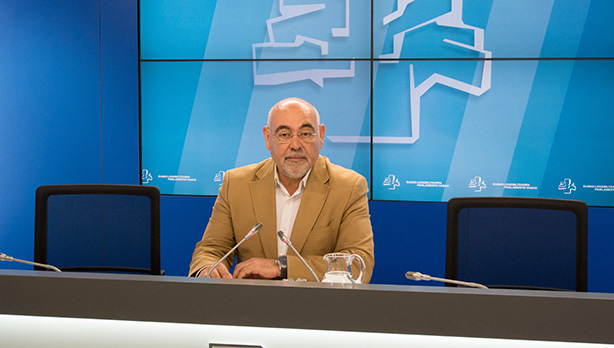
[0, 0, 139, 265]
[1, 0, 613, 292]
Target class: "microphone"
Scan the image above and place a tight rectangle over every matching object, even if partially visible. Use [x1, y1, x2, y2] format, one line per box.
[0, 252, 62, 272]
[277, 231, 320, 282]
[405, 271, 488, 289]
[205, 222, 263, 278]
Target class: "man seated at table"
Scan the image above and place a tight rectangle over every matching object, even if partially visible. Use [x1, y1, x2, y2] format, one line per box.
[189, 97, 374, 282]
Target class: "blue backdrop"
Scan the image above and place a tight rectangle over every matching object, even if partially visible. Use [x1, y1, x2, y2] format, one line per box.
[1, 0, 613, 292]
[140, 0, 614, 206]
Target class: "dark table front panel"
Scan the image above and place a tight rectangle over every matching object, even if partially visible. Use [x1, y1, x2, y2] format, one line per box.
[1, 270, 613, 344]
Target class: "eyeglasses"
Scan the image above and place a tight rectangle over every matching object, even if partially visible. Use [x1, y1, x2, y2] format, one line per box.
[269, 128, 319, 144]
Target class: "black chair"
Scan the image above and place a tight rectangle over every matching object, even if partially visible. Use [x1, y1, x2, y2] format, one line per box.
[35, 184, 162, 275]
[446, 197, 587, 291]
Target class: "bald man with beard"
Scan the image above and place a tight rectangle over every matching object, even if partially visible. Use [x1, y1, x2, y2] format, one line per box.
[189, 97, 374, 282]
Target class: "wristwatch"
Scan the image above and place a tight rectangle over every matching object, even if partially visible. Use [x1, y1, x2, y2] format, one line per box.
[275, 255, 287, 279]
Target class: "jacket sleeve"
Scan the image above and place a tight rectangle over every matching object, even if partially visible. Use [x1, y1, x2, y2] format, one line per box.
[188, 173, 237, 276]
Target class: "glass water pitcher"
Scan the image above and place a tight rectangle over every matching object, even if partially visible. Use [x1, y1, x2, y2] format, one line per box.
[321, 253, 365, 284]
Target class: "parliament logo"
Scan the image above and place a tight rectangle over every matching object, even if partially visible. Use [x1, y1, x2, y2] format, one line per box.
[383, 174, 401, 190]
[214, 171, 225, 184]
[141, 169, 153, 184]
[469, 176, 486, 192]
[558, 178, 576, 194]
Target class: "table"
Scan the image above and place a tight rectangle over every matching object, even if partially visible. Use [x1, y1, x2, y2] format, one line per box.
[1, 270, 613, 347]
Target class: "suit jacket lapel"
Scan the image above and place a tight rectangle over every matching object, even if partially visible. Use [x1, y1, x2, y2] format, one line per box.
[291, 156, 330, 253]
[249, 159, 278, 259]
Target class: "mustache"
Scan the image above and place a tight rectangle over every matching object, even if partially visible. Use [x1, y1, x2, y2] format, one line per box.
[283, 151, 307, 160]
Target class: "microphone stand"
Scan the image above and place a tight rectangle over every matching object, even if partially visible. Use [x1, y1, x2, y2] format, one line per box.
[406, 271, 488, 289]
[205, 222, 263, 278]
[0, 253, 62, 272]
[277, 231, 320, 282]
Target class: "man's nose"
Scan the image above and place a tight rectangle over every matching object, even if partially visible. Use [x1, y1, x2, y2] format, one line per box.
[288, 134, 302, 148]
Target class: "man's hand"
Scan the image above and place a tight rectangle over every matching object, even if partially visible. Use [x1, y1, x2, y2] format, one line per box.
[197, 264, 232, 278]
[233, 258, 281, 279]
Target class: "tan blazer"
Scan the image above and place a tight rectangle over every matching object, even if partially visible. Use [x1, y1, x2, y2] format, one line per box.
[189, 155, 374, 282]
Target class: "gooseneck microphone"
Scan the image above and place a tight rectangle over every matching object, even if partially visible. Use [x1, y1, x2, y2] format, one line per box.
[277, 231, 320, 282]
[205, 222, 263, 278]
[0, 252, 62, 272]
[405, 271, 488, 289]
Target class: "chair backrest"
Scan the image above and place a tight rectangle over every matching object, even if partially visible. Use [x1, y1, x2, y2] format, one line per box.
[446, 197, 587, 291]
[35, 184, 161, 275]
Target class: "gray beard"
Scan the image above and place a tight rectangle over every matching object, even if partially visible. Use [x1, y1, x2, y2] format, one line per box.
[280, 160, 309, 179]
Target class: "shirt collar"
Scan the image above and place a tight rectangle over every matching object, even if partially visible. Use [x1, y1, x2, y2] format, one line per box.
[274, 166, 311, 197]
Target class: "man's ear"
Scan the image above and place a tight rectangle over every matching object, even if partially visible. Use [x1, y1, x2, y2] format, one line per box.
[263, 126, 271, 150]
[318, 124, 326, 148]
